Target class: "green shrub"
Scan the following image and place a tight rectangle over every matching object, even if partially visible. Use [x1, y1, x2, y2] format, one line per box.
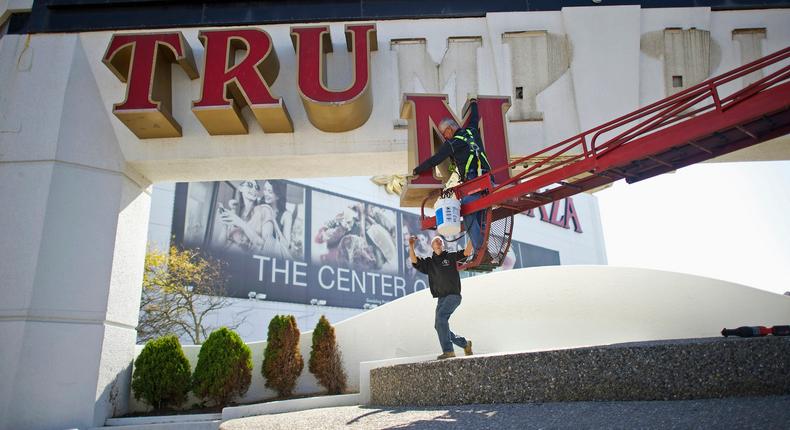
[131, 335, 191, 410]
[262, 315, 304, 397]
[309, 315, 347, 394]
[192, 327, 252, 406]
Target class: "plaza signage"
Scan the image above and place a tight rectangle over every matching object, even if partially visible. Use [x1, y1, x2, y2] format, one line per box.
[103, 27, 513, 177]
[103, 24, 378, 138]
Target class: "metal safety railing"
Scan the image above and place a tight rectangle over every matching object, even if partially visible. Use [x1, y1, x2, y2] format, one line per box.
[495, 46, 790, 192]
[443, 45, 790, 220]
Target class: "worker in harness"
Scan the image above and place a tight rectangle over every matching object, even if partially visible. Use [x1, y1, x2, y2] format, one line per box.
[412, 97, 491, 260]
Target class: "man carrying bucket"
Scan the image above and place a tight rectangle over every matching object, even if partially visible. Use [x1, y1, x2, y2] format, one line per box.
[411, 97, 491, 260]
[409, 235, 474, 359]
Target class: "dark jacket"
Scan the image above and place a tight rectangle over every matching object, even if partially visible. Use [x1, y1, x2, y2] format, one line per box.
[412, 100, 489, 179]
[412, 250, 466, 298]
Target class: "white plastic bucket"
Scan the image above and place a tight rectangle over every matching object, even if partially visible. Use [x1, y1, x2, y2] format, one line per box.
[434, 196, 461, 236]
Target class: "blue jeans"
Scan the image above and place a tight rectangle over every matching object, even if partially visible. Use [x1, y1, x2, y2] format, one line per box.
[435, 294, 468, 353]
[462, 193, 483, 251]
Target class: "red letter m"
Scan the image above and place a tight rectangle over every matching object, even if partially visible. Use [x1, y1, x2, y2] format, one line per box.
[400, 94, 511, 205]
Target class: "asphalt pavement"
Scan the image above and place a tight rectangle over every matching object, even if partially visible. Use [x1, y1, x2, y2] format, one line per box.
[220, 395, 790, 429]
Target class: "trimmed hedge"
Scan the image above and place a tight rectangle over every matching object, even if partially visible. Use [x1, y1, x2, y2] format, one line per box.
[262, 315, 304, 397]
[192, 327, 252, 406]
[131, 335, 191, 410]
[309, 315, 347, 394]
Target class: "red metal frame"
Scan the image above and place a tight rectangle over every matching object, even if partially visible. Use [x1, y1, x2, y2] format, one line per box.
[419, 179, 513, 271]
[420, 46, 790, 230]
[456, 207, 493, 271]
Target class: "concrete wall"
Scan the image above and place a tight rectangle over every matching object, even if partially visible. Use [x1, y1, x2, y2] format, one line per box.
[0, 33, 152, 429]
[130, 266, 790, 411]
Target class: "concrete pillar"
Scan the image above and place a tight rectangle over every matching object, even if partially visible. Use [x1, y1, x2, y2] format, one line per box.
[732, 28, 766, 87]
[0, 33, 151, 429]
[391, 36, 480, 118]
[502, 30, 570, 122]
[562, 5, 641, 131]
[663, 28, 711, 96]
[392, 38, 439, 94]
[439, 37, 482, 113]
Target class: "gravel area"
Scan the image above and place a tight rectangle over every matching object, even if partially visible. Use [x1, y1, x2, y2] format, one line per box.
[220, 395, 790, 430]
[371, 336, 790, 405]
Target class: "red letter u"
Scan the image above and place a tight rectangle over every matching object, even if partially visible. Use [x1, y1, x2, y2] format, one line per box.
[291, 24, 378, 132]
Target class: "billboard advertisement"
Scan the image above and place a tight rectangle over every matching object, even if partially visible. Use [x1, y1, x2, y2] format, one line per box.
[173, 180, 560, 309]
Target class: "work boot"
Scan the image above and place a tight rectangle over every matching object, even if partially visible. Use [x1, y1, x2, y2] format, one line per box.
[464, 340, 473, 356]
[436, 351, 456, 360]
[486, 253, 497, 264]
[478, 251, 494, 264]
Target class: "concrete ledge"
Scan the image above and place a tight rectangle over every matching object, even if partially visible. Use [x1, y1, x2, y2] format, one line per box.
[94, 413, 220, 430]
[370, 337, 790, 406]
[221, 393, 360, 421]
[93, 422, 219, 430]
[103, 413, 221, 426]
[359, 355, 435, 404]
[95, 394, 361, 428]
[0, 0, 33, 26]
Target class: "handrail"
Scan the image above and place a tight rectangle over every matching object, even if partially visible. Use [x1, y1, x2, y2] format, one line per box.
[419, 46, 790, 231]
[486, 46, 790, 192]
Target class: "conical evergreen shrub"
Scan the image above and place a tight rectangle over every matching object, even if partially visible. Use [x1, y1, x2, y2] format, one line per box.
[262, 315, 304, 397]
[131, 335, 191, 410]
[308, 315, 347, 394]
[192, 327, 252, 406]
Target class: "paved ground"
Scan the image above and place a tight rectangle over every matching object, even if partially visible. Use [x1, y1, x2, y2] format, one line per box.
[220, 395, 790, 429]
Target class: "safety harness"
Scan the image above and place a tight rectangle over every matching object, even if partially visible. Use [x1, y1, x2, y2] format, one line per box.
[453, 128, 490, 178]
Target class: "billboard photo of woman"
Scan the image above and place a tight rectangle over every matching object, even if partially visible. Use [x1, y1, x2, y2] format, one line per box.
[210, 179, 305, 260]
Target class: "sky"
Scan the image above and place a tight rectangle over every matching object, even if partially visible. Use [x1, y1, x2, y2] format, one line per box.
[594, 159, 790, 295]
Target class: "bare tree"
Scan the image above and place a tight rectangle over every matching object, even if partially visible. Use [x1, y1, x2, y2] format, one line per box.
[138, 245, 247, 344]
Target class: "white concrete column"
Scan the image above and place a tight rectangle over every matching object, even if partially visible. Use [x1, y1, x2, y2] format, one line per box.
[732, 28, 766, 87]
[663, 28, 711, 96]
[502, 30, 570, 122]
[391, 36, 481, 116]
[392, 38, 440, 92]
[562, 6, 641, 131]
[439, 37, 482, 112]
[0, 33, 150, 429]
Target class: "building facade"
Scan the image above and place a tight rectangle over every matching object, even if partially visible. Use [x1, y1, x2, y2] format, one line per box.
[1, 1, 788, 428]
[147, 176, 605, 342]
